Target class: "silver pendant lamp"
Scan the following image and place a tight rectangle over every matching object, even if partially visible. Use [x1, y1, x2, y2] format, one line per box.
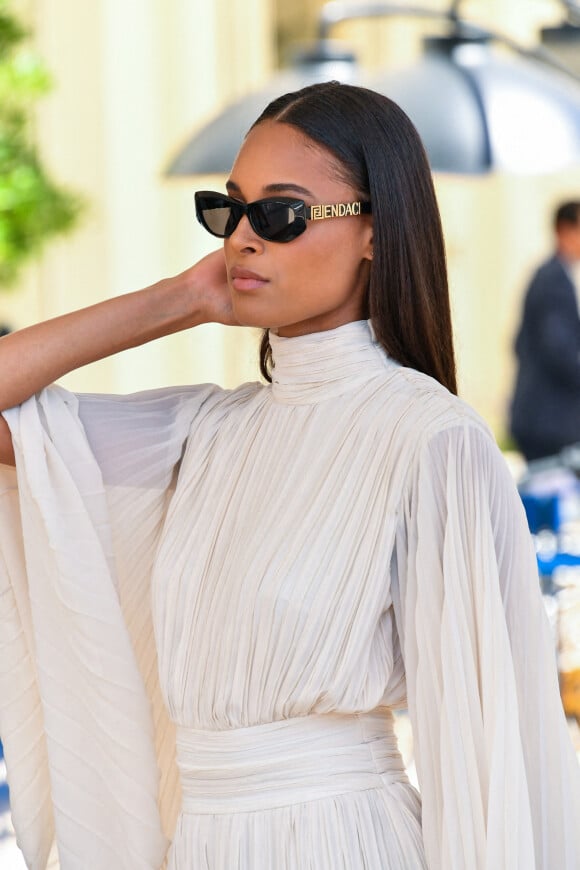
[166, 1, 580, 177]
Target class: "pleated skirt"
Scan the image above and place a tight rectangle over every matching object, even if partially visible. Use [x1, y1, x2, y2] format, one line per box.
[168, 783, 426, 869]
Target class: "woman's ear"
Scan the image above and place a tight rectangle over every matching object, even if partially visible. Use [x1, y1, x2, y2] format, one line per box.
[360, 208, 373, 261]
[363, 226, 373, 262]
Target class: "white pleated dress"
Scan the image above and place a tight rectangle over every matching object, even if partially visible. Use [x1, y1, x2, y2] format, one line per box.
[0, 319, 579, 870]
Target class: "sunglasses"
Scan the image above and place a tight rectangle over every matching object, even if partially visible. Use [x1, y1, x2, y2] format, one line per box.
[194, 190, 372, 243]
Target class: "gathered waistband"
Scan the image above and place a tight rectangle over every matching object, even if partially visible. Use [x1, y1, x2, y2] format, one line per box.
[175, 707, 408, 814]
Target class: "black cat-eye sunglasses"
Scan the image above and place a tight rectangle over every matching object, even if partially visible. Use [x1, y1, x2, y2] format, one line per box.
[195, 191, 372, 244]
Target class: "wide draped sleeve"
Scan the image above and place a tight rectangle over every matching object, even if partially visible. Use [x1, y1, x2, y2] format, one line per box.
[0, 383, 223, 869]
[391, 419, 580, 869]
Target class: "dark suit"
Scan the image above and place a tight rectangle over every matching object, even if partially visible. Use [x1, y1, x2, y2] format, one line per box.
[510, 255, 580, 461]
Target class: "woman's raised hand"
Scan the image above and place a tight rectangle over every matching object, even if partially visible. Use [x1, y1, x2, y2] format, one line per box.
[179, 249, 238, 327]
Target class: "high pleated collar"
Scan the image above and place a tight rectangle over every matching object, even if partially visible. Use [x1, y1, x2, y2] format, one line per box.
[268, 319, 397, 404]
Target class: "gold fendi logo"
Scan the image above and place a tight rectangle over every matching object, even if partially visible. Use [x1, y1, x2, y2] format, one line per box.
[310, 202, 362, 220]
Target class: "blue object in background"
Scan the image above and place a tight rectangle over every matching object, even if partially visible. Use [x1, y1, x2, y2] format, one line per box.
[520, 493, 560, 534]
[0, 741, 9, 815]
[518, 488, 580, 594]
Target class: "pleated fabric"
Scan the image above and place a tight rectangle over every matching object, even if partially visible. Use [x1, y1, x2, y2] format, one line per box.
[0, 319, 578, 869]
[0, 385, 223, 868]
[168, 708, 425, 869]
[169, 785, 424, 870]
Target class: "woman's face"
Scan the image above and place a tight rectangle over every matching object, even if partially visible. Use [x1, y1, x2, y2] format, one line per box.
[223, 120, 373, 337]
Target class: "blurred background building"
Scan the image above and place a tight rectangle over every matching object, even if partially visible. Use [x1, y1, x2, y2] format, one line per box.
[1, 0, 579, 439]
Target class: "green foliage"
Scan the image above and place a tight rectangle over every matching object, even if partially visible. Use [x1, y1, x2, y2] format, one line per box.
[0, 3, 82, 288]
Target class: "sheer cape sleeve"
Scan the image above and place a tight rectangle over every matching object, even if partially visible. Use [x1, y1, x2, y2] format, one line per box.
[392, 419, 580, 869]
[0, 383, 222, 869]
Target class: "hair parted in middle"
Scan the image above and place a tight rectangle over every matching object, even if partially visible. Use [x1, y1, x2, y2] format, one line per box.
[249, 80, 457, 396]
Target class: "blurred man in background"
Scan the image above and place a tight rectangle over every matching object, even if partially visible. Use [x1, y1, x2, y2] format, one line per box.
[510, 200, 580, 462]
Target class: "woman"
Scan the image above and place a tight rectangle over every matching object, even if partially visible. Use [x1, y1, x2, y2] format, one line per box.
[0, 82, 578, 869]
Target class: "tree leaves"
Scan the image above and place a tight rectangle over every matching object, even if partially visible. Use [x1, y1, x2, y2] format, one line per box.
[0, 2, 82, 289]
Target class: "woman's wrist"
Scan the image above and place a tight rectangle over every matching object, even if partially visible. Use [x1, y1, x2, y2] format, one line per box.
[141, 272, 207, 337]
[167, 249, 235, 327]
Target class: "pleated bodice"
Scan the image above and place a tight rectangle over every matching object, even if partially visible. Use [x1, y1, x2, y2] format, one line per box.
[152, 321, 410, 731]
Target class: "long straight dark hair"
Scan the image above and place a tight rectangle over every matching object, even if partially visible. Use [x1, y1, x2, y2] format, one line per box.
[250, 81, 457, 395]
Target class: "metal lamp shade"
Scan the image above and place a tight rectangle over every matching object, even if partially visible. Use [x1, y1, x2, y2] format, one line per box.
[368, 38, 580, 174]
[167, 37, 580, 176]
[367, 44, 491, 174]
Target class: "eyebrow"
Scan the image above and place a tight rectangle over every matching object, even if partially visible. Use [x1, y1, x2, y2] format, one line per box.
[226, 180, 315, 198]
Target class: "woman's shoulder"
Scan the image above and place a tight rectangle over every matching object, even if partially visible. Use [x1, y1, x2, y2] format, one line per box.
[386, 364, 494, 444]
[372, 366, 498, 461]
[383, 367, 515, 498]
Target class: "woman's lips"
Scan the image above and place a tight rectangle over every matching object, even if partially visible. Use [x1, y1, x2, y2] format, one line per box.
[230, 267, 269, 292]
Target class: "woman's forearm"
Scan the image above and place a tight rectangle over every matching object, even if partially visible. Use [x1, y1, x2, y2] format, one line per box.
[0, 274, 201, 467]
[0, 249, 231, 465]
[0, 272, 205, 412]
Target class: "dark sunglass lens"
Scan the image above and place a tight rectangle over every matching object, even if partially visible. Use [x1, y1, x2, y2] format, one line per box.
[200, 205, 235, 237]
[195, 195, 245, 238]
[252, 201, 305, 242]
